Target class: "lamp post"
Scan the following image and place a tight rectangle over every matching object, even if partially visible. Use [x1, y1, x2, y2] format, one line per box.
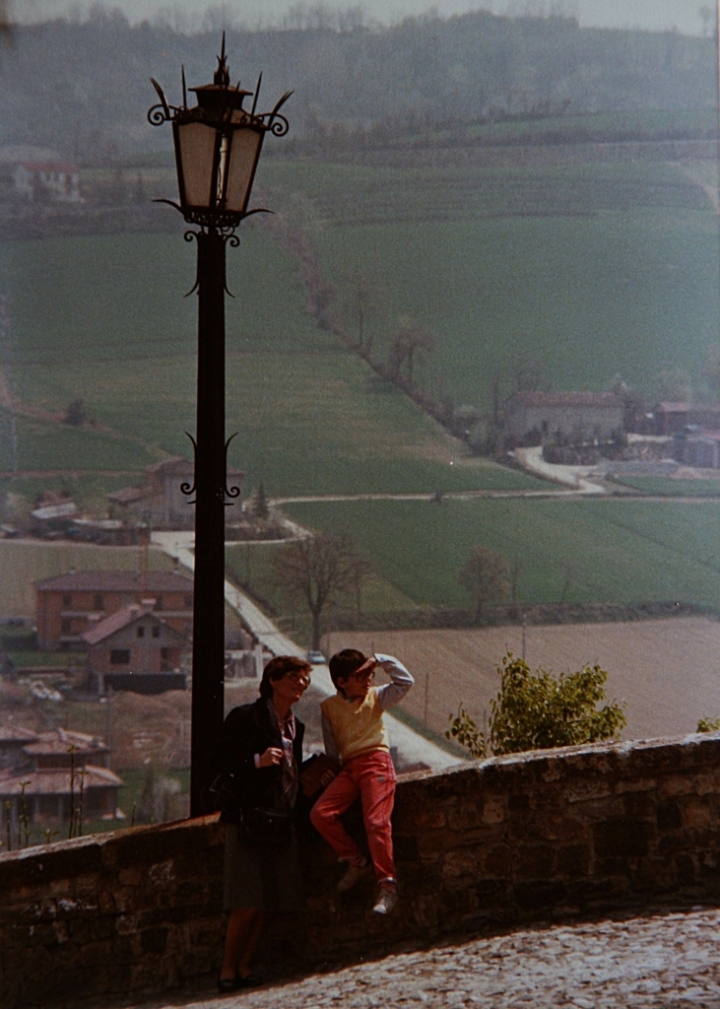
[148, 39, 291, 816]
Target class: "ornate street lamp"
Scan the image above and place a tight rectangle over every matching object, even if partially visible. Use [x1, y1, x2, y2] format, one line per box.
[148, 39, 291, 816]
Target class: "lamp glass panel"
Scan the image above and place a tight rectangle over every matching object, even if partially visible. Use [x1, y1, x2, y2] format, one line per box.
[224, 127, 262, 214]
[176, 120, 217, 208]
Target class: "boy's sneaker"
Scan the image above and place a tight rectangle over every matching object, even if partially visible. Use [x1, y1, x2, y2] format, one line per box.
[337, 859, 369, 891]
[372, 887, 398, 915]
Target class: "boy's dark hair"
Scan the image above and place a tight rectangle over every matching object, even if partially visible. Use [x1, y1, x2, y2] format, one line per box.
[328, 648, 366, 688]
[259, 655, 311, 699]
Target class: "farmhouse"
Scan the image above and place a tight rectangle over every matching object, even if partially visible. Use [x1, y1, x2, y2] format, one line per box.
[674, 429, 720, 469]
[0, 727, 121, 829]
[35, 569, 193, 649]
[82, 602, 188, 695]
[107, 456, 244, 529]
[504, 391, 624, 444]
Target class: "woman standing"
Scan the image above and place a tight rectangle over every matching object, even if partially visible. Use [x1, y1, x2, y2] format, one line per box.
[215, 655, 312, 992]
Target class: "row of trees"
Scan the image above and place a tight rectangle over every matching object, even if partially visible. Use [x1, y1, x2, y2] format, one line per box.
[0, 8, 715, 160]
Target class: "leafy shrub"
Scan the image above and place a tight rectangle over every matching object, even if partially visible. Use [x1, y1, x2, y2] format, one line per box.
[447, 654, 626, 758]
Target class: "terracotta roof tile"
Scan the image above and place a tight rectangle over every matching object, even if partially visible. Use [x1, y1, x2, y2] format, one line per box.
[35, 570, 193, 592]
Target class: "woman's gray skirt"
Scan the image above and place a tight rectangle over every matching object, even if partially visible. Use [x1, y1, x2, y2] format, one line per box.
[223, 823, 304, 912]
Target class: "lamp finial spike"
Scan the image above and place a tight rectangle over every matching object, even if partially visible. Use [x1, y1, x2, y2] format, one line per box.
[214, 32, 230, 87]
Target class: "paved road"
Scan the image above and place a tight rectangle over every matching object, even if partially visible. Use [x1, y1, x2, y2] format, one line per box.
[135, 906, 720, 1009]
[151, 531, 457, 774]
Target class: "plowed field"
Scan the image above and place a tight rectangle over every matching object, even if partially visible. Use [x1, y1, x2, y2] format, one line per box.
[326, 618, 720, 744]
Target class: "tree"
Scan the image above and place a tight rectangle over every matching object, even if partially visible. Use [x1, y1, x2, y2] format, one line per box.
[343, 267, 382, 357]
[273, 531, 369, 649]
[447, 655, 626, 758]
[458, 545, 510, 623]
[64, 398, 86, 426]
[389, 317, 435, 386]
[251, 483, 270, 521]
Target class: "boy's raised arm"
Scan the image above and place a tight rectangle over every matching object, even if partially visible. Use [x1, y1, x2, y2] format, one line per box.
[375, 654, 414, 710]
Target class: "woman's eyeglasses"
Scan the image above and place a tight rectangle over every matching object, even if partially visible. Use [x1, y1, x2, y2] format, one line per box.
[284, 672, 311, 686]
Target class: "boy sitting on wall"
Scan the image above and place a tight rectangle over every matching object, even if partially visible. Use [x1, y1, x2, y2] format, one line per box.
[310, 649, 413, 915]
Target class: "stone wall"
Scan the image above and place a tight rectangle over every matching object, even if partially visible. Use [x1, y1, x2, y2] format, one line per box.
[3, 732, 720, 1008]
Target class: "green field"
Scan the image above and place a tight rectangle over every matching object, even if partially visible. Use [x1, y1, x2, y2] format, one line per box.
[609, 476, 720, 497]
[0, 540, 174, 616]
[314, 208, 720, 410]
[0, 228, 545, 496]
[282, 498, 720, 610]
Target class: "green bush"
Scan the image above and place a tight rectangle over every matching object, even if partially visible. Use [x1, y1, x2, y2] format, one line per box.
[447, 654, 626, 758]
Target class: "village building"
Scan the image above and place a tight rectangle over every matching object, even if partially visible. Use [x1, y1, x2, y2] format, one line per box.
[83, 603, 188, 695]
[674, 429, 720, 470]
[0, 727, 122, 828]
[107, 456, 244, 529]
[653, 402, 720, 437]
[35, 570, 193, 649]
[0, 145, 81, 204]
[11, 162, 82, 203]
[504, 391, 624, 444]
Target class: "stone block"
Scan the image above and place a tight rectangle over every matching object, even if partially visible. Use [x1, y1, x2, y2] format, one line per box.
[482, 796, 507, 824]
[140, 926, 169, 954]
[512, 880, 567, 910]
[555, 843, 592, 878]
[442, 849, 478, 879]
[447, 802, 484, 831]
[657, 801, 682, 829]
[536, 813, 585, 843]
[483, 844, 511, 876]
[682, 800, 715, 829]
[514, 843, 556, 879]
[593, 817, 652, 858]
[565, 780, 612, 804]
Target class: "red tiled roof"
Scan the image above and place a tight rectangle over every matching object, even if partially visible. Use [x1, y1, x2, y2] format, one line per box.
[106, 486, 154, 504]
[82, 605, 187, 646]
[24, 728, 108, 756]
[35, 570, 193, 592]
[656, 402, 691, 413]
[0, 726, 39, 744]
[509, 392, 622, 408]
[145, 457, 243, 477]
[19, 162, 79, 172]
[0, 765, 122, 796]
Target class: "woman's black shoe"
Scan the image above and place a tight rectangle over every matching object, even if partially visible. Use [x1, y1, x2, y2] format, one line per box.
[236, 972, 261, 988]
[217, 976, 239, 993]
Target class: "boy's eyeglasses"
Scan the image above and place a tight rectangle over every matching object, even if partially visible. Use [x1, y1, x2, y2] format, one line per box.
[284, 673, 311, 686]
[348, 669, 375, 682]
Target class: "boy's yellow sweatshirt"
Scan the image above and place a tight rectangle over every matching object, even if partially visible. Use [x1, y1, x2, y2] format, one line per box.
[321, 688, 389, 763]
[320, 654, 413, 765]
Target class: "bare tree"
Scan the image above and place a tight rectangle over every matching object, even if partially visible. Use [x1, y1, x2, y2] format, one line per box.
[559, 559, 581, 604]
[343, 267, 383, 356]
[458, 545, 510, 623]
[389, 317, 435, 385]
[274, 531, 370, 649]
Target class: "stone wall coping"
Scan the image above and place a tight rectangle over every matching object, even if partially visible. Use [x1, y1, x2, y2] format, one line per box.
[3, 730, 719, 868]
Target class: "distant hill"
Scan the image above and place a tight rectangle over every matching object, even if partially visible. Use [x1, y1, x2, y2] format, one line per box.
[0, 9, 716, 162]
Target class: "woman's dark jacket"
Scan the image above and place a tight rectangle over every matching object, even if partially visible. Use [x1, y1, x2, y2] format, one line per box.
[214, 697, 305, 824]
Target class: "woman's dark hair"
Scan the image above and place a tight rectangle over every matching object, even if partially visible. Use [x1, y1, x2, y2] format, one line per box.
[259, 655, 312, 699]
[328, 648, 366, 688]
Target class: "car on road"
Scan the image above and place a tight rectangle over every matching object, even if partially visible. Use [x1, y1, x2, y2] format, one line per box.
[306, 651, 326, 665]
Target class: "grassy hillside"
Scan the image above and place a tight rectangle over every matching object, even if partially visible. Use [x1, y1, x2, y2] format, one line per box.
[0, 230, 543, 497]
[307, 206, 719, 409]
[259, 155, 720, 410]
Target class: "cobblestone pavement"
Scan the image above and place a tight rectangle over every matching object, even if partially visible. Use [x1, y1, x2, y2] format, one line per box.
[142, 907, 720, 1009]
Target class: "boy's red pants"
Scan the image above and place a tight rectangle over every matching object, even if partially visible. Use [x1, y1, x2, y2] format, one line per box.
[310, 750, 397, 884]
